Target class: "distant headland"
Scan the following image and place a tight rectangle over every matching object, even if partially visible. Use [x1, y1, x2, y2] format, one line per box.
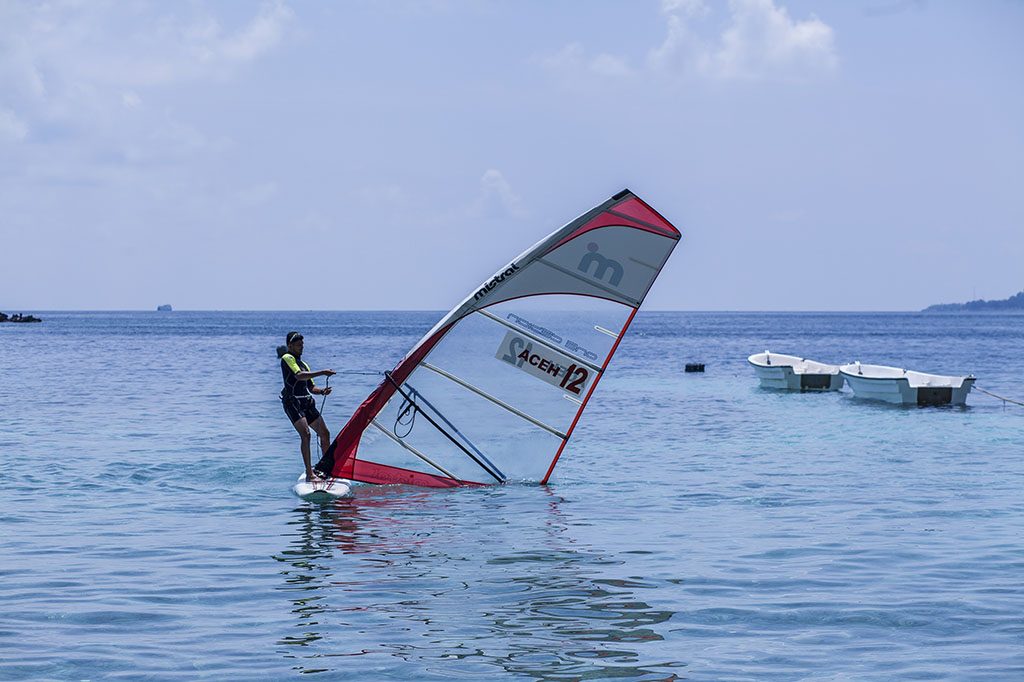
[0, 311, 41, 323]
[923, 290, 1024, 312]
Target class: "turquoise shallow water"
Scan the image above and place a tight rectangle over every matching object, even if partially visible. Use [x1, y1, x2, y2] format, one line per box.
[1, 311, 1023, 680]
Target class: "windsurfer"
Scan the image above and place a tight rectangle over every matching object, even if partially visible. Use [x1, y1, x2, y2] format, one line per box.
[278, 331, 336, 481]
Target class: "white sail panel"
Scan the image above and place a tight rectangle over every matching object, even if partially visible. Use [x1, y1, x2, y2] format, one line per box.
[493, 330, 594, 397]
[369, 365, 567, 483]
[491, 226, 674, 307]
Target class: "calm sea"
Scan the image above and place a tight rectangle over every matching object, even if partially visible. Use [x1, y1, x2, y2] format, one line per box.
[1, 311, 1022, 680]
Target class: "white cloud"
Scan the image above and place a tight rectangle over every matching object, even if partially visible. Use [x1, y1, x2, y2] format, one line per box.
[91, 2, 295, 86]
[707, 0, 837, 80]
[195, 2, 294, 65]
[661, 0, 709, 18]
[0, 1, 295, 156]
[649, 11, 707, 73]
[469, 169, 525, 219]
[590, 53, 632, 78]
[550, 0, 835, 84]
[122, 92, 142, 109]
[541, 43, 585, 72]
[0, 107, 29, 142]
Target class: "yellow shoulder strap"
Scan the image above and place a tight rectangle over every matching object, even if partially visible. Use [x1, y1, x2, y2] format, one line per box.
[282, 353, 301, 374]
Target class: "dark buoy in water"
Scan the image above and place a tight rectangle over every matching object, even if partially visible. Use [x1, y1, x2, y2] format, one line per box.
[685, 363, 705, 373]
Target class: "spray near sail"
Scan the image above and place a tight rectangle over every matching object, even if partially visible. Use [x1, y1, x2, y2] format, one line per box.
[317, 189, 681, 487]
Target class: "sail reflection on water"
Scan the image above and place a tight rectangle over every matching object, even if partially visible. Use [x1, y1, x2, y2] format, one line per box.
[272, 489, 684, 678]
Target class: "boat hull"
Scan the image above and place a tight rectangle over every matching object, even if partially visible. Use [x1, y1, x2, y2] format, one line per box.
[841, 373, 975, 406]
[752, 365, 844, 391]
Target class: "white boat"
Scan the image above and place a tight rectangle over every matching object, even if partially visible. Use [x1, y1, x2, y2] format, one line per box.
[839, 362, 975, 406]
[747, 351, 844, 391]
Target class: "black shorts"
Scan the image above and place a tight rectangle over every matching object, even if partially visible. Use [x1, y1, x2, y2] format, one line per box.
[282, 396, 321, 425]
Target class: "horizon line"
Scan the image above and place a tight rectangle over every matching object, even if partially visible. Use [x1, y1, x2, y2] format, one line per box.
[4, 308, 1016, 314]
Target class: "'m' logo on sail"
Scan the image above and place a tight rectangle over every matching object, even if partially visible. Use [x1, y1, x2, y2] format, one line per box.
[475, 263, 520, 301]
[578, 242, 623, 286]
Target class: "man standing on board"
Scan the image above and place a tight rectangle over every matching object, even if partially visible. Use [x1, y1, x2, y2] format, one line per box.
[278, 331, 335, 481]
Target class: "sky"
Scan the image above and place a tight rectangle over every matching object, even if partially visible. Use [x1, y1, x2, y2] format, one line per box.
[1, 0, 1022, 311]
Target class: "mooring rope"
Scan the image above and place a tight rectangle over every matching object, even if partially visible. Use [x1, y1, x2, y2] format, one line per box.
[975, 386, 1024, 407]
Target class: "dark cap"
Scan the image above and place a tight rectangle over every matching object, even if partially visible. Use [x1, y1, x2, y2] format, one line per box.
[286, 331, 304, 344]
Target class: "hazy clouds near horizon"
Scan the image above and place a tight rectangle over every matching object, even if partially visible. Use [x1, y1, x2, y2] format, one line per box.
[2, 1, 1021, 311]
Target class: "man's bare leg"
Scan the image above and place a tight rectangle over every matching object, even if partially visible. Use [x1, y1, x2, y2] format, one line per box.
[291, 417, 316, 481]
[310, 417, 331, 458]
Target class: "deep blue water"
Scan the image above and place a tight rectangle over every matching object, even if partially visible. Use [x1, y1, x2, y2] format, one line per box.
[1, 311, 1023, 680]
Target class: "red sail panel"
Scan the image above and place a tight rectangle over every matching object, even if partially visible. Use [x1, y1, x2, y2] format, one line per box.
[608, 196, 679, 236]
[334, 458, 476, 488]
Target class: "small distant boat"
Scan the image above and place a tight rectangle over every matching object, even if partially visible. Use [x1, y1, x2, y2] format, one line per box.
[157, 304, 172, 312]
[839, 362, 975, 406]
[0, 312, 41, 323]
[747, 351, 843, 391]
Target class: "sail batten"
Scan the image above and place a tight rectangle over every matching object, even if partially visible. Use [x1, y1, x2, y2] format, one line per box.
[534, 257, 644, 307]
[420, 361, 568, 439]
[384, 372, 505, 483]
[319, 189, 681, 488]
[403, 379, 507, 482]
[369, 419, 459, 480]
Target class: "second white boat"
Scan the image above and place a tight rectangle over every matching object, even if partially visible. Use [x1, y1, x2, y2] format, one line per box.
[839, 362, 975, 406]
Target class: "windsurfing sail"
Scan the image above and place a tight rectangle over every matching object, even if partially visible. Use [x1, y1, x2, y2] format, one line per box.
[317, 189, 681, 487]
